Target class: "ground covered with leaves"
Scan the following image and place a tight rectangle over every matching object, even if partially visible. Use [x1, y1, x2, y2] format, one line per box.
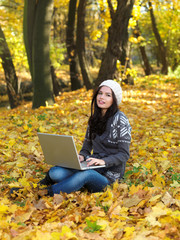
[0, 75, 179, 240]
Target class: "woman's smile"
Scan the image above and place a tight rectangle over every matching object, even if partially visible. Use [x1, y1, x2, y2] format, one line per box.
[98, 100, 105, 105]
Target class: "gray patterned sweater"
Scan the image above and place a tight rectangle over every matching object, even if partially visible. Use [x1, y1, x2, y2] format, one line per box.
[79, 110, 132, 183]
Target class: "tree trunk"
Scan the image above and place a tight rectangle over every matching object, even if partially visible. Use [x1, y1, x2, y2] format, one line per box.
[76, 0, 92, 90]
[66, 0, 82, 90]
[52, 7, 58, 40]
[133, 25, 153, 75]
[148, 0, 168, 74]
[51, 65, 61, 96]
[32, 0, 54, 108]
[119, 42, 134, 84]
[95, 0, 135, 86]
[139, 46, 152, 75]
[23, 0, 54, 108]
[0, 25, 19, 108]
[23, 0, 36, 78]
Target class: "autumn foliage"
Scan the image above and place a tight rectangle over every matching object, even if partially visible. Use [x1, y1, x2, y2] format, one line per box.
[0, 76, 179, 239]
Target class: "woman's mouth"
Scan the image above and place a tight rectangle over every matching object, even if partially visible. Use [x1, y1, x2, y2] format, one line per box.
[99, 100, 105, 105]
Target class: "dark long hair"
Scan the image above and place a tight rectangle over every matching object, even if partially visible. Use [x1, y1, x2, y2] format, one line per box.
[88, 86, 118, 140]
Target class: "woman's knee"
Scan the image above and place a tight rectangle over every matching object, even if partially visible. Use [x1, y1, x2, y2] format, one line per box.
[79, 170, 108, 183]
[81, 170, 109, 192]
[49, 166, 73, 182]
[49, 166, 62, 176]
[79, 170, 95, 179]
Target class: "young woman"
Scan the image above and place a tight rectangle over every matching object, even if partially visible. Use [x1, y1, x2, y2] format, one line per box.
[38, 80, 132, 196]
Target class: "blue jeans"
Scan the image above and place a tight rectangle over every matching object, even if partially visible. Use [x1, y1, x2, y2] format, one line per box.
[48, 166, 110, 195]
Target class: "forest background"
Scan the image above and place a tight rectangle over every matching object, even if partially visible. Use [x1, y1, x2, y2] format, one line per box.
[0, 0, 180, 239]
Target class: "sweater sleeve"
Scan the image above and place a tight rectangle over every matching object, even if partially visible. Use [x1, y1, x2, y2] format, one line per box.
[103, 142, 130, 167]
[79, 126, 92, 158]
[103, 112, 131, 167]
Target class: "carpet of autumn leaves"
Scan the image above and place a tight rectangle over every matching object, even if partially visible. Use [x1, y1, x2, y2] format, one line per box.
[0, 75, 179, 240]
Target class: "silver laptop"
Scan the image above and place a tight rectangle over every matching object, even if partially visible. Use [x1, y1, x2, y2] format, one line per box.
[37, 133, 105, 170]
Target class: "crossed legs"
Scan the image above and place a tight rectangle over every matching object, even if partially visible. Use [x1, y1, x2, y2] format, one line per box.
[47, 166, 110, 195]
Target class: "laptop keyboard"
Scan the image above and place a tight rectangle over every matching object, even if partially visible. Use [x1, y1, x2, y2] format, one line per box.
[80, 161, 89, 168]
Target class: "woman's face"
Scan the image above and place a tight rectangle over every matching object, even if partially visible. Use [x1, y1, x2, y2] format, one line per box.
[96, 86, 113, 115]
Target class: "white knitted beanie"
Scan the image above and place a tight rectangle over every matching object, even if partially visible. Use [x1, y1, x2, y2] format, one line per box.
[99, 80, 122, 105]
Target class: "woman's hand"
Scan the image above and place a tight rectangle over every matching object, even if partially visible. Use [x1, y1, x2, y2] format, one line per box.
[86, 157, 105, 166]
[78, 155, 85, 162]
